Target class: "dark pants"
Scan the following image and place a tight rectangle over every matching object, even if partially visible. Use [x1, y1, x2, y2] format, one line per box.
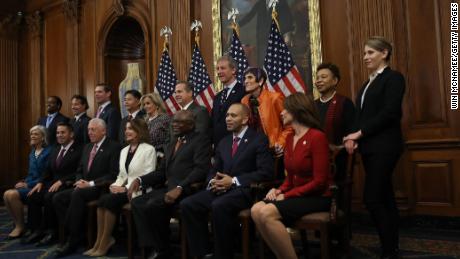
[362, 153, 401, 255]
[53, 187, 101, 245]
[180, 188, 253, 259]
[27, 187, 66, 233]
[131, 188, 174, 252]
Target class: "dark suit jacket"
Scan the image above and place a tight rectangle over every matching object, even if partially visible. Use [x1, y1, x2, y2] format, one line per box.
[208, 128, 273, 187]
[39, 142, 83, 186]
[118, 109, 146, 145]
[37, 112, 70, 146]
[354, 67, 405, 154]
[70, 113, 91, 145]
[187, 102, 210, 135]
[98, 103, 121, 141]
[140, 132, 211, 192]
[74, 138, 121, 186]
[211, 82, 245, 145]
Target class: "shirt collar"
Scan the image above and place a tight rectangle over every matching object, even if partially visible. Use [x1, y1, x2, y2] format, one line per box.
[47, 112, 58, 117]
[95, 136, 106, 149]
[224, 79, 238, 93]
[181, 101, 194, 110]
[233, 125, 249, 140]
[129, 109, 141, 118]
[74, 112, 86, 120]
[60, 140, 74, 151]
[369, 65, 387, 80]
[99, 101, 111, 110]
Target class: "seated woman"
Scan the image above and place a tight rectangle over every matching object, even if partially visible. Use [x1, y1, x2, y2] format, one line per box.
[314, 62, 355, 181]
[141, 93, 171, 155]
[241, 67, 293, 155]
[251, 93, 333, 259]
[3, 125, 51, 239]
[84, 119, 156, 256]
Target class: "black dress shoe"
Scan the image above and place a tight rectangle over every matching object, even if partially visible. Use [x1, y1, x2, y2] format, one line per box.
[21, 231, 43, 244]
[54, 241, 77, 258]
[36, 232, 57, 246]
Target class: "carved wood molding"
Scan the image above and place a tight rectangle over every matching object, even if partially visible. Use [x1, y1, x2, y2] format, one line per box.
[25, 11, 43, 37]
[0, 12, 23, 36]
[113, 0, 131, 17]
[170, 0, 191, 80]
[63, 0, 80, 23]
[406, 138, 460, 150]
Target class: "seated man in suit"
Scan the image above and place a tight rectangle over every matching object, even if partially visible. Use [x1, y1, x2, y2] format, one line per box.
[128, 110, 211, 259]
[70, 94, 91, 145]
[25, 122, 83, 246]
[37, 96, 70, 146]
[94, 84, 121, 141]
[174, 80, 210, 135]
[52, 118, 121, 257]
[180, 103, 274, 259]
[210, 55, 246, 146]
[118, 89, 145, 144]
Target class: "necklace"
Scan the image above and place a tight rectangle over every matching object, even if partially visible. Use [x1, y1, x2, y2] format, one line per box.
[319, 91, 336, 103]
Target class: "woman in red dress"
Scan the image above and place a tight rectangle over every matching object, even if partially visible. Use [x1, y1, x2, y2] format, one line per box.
[251, 92, 333, 259]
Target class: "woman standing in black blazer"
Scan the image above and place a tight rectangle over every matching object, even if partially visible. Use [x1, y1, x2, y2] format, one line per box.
[344, 37, 405, 259]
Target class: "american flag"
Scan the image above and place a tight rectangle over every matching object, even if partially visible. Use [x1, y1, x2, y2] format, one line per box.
[263, 20, 306, 96]
[155, 49, 180, 115]
[228, 29, 249, 84]
[188, 44, 216, 113]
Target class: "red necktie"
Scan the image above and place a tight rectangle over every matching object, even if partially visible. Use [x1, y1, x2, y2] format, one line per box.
[231, 137, 240, 157]
[87, 144, 98, 171]
[55, 148, 66, 168]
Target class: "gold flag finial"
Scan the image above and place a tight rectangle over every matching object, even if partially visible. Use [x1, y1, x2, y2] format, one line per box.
[160, 26, 172, 52]
[191, 20, 203, 47]
[268, 0, 280, 29]
[227, 8, 240, 36]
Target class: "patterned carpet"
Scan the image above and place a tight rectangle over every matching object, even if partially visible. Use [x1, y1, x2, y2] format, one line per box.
[0, 207, 459, 258]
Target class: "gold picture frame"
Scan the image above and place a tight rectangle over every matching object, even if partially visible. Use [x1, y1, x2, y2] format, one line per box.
[211, 0, 322, 98]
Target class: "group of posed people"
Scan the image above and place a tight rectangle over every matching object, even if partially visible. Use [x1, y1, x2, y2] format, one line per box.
[3, 36, 405, 259]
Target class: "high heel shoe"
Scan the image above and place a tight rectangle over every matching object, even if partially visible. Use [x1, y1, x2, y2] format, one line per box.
[90, 237, 115, 256]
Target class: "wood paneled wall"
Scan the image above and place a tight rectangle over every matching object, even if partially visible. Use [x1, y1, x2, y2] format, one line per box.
[0, 0, 459, 216]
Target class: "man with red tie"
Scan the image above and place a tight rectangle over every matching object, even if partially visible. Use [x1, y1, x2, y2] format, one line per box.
[180, 103, 274, 259]
[52, 118, 121, 257]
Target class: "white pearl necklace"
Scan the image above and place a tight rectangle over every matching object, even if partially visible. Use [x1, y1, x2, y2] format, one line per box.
[319, 91, 336, 103]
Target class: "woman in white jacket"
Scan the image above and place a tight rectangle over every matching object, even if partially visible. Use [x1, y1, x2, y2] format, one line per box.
[85, 118, 156, 256]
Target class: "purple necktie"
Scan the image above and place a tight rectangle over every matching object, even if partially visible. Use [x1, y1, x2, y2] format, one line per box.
[55, 148, 66, 168]
[87, 144, 98, 171]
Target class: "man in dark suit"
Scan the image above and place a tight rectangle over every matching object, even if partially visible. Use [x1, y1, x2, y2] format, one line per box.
[24, 122, 83, 246]
[181, 103, 273, 259]
[118, 89, 146, 144]
[174, 80, 210, 135]
[211, 55, 246, 146]
[70, 95, 91, 145]
[37, 96, 70, 146]
[52, 118, 121, 257]
[128, 110, 211, 259]
[94, 84, 121, 141]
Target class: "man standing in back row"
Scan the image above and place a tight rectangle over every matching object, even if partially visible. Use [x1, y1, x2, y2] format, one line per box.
[94, 84, 121, 141]
[210, 55, 246, 146]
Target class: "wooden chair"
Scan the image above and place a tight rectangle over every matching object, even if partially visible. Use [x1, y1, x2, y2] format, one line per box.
[293, 152, 355, 259]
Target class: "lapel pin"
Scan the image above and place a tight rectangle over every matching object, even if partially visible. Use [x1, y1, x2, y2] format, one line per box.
[100, 149, 103, 152]
[244, 139, 248, 143]
[303, 141, 307, 145]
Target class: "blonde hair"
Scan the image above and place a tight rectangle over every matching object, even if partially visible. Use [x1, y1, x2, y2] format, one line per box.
[141, 93, 166, 114]
[30, 125, 48, 146]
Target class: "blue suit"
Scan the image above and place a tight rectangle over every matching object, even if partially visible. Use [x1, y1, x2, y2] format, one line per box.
[180, 128, 273, 258]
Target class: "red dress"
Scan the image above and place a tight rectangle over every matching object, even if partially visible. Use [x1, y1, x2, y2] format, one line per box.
[279, 128, 333, 198]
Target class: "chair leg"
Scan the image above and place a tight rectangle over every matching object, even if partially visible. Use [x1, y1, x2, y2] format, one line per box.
[126, 211, 133, 259]
[180, 219, 187, 259]
[320, 224, 330, 259]
[241, 218, 250, 259]
[300, 229, 310, 259]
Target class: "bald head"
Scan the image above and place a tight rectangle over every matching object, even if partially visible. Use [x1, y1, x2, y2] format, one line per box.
[225, 103, 249, 133]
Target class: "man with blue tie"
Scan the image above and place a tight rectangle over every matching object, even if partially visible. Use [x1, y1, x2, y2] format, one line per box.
[37, 96, 69, 146]
[180, 103, 273, 259]
[94, 84, 121, 141]
[210, 55, 246, 146]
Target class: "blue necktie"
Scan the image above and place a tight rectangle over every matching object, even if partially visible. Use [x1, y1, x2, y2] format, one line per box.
[46, 116, 53, 128]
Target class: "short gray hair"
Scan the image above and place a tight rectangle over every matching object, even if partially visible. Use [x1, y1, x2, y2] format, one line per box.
[30, 125, 48, 146]
[89, 118, 107, 129]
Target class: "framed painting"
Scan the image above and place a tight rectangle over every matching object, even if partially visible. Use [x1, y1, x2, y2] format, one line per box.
[211, 0, 322, 96]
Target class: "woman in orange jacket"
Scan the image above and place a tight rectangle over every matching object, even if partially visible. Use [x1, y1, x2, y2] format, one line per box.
[241, 67, 293, 157]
